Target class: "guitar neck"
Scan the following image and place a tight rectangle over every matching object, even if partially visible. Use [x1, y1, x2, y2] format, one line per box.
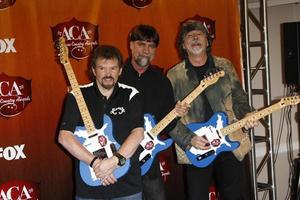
[63, 62, 96, 134]
[150, 81, 208, 136]
[221, 100, 287, 136]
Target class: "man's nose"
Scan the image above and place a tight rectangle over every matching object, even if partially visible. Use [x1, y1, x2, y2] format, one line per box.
[143, 45, 150, 54]
[105, 68, 112, 75]
[192, 34, 199, 40]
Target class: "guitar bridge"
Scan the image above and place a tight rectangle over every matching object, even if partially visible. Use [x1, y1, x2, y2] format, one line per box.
[93, 148, 107, 159]
[92, 143, 117, 159]
[197, 150, 215, 161]
[110, 143, 117, 153]
[140, 153, 151, 165]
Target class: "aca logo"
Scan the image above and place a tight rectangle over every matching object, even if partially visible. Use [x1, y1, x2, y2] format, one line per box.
[0, 0, 16, 10]
[0, 73, 32, 118]
[0, 144, 26, 161]
[208, 185, 218, 200]
[0, 38, 16, 53]
[0, 180, 39, 200]
[159, 154, 170, 182]
[51, 18, 99, 60]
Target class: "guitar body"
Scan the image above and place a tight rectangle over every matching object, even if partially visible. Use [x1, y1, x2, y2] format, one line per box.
[185, 112, 240, 168]
[75, 114, 130, 186]
[139, 113, 173, 175]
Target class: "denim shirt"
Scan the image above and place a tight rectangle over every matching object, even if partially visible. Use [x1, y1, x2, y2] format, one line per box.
[167, 54, 251, 164]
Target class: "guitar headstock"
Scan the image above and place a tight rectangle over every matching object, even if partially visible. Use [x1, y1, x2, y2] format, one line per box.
[57, 37, 70, 65]
[279, 95, 300, 106]
[200, 70, 225, 85]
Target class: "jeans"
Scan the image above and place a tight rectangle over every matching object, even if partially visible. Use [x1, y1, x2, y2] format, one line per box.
[75, 192, 142, 200]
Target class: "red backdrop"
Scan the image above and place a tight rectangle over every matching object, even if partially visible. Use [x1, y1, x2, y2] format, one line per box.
[0, 0, 242, 199]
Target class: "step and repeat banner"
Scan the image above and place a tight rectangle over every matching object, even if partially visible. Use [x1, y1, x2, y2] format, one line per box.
[0, 0, 241, 199]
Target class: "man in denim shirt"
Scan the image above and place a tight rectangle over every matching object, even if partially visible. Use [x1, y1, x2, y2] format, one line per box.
[167, 20, 257, 200]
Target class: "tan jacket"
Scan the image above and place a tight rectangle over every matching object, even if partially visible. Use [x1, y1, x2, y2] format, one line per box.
[167, 55, 251, 164]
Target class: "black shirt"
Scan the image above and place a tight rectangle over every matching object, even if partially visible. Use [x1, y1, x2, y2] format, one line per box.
[119, 59, 176, 178]
[60, 82, 144, 198]
[186, 58, 214, 121]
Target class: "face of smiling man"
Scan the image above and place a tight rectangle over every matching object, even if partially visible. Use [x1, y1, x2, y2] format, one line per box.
[183, 30, 208, 57]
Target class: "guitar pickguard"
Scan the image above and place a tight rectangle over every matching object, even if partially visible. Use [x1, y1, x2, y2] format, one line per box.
[139, 114, 173, 175]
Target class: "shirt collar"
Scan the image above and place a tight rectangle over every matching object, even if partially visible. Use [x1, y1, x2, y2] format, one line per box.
[92, 81, 119, 100]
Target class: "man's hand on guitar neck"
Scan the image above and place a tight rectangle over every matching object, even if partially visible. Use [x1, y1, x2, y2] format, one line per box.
[175, 101, 190, 117]
[243, 112, 259, 132]
[92, 157, 118, 186]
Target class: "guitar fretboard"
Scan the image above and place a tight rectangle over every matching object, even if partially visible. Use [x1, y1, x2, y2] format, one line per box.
[221, 96, 300, 136]
[63, 62, 96, 134]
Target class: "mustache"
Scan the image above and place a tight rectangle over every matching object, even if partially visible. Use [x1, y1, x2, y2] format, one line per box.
[102, 76, 114, 80]
[191, 41, 201, 45]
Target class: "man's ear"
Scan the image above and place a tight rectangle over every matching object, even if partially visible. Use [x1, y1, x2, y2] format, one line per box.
[129, 41, 134, 51]
[92, 67, 96, 76]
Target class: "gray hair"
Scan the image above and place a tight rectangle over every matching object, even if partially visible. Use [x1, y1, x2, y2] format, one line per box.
[177, 20, 212, 58]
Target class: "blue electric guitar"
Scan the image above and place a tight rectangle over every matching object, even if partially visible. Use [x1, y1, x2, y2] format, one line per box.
[58, 37, 129, 186]
[139, 70, 225, 175]
[186, 95, 300, 168]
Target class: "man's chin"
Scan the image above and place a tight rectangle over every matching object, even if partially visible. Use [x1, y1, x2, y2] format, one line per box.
[139, 63, 149, 68]
[102, 85, 114, 90]
[136, 58, 150, 68]
[101, 82, 115, 90]
[190, 48, 204, 55]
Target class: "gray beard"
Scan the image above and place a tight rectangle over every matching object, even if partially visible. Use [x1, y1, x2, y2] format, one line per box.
[135, 57, 150, 68]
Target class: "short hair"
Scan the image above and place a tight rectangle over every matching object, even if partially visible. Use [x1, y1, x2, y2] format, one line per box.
[88, 45, 123, 80]
[177, 20, 212, 58]
[129, 24, 160, 47]
[90, 45, 123, 69]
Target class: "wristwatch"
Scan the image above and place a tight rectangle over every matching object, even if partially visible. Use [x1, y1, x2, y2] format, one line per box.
[114, 152, 126, 166]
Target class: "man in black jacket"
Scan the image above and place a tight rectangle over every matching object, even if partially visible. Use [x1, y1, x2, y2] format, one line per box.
[119, 24, 188, 200]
